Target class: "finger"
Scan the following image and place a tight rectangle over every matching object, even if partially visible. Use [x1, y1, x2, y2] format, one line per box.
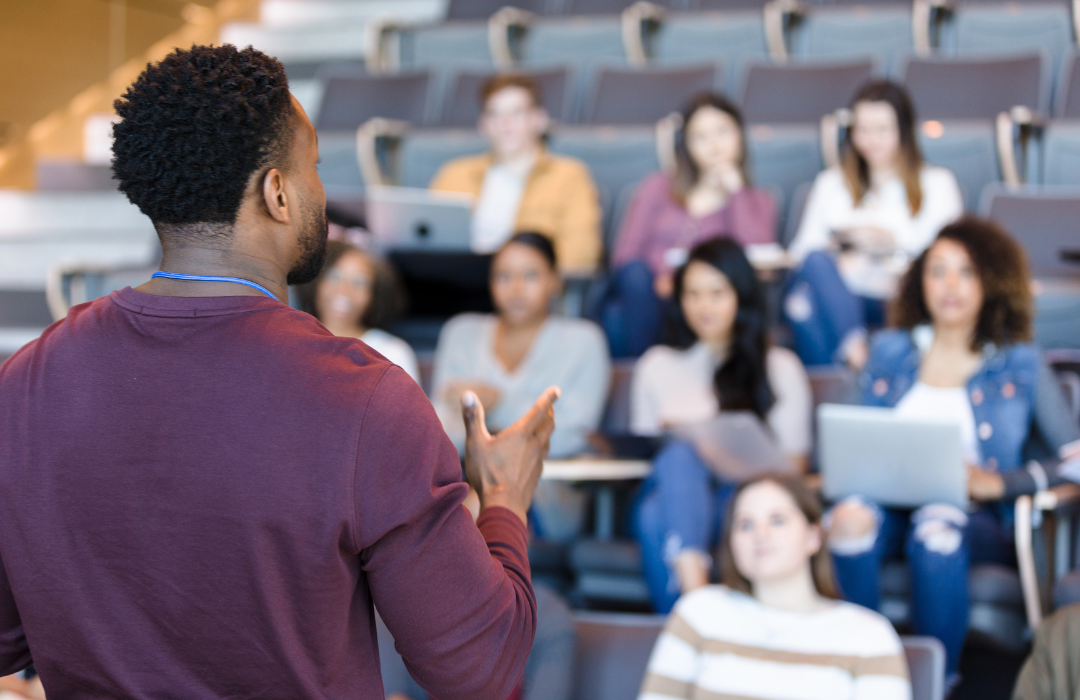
[518, 386, 561, 436]
[461, 391, 491, 442]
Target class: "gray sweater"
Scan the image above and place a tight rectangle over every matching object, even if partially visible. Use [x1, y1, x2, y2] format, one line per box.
[432, 314, 611, 458]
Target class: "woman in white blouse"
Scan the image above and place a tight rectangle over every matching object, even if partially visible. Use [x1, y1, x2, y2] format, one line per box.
[632, 237, 812, 612]
[639, 474, 911, 700]
[784, 80, 963, 368]
[301, 240, 420, 384]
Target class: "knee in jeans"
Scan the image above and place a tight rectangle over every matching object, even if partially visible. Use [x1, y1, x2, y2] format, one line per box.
[911, 503, 967, 555]
[784, 282, 814, 323]
[654, 440, 702, 473]
[826, 497, 879, 555]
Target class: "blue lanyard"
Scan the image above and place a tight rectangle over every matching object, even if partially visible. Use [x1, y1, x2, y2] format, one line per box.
[151, 271, 278, 300]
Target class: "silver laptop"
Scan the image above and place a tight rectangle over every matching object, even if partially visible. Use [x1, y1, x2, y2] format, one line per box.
[365, 186, 474, 252]
[818, 404, 968, 509]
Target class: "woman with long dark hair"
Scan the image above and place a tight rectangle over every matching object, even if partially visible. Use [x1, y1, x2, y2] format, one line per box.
[632, 237, 812, 613]
[639, 474, 911, 700]
[785, 80, 963, 367]
[602, 93, 778, 357]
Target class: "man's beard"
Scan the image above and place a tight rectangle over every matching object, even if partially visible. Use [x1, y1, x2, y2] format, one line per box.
[286, 193, 329, 286]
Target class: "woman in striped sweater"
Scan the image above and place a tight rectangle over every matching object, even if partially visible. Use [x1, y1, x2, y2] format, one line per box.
[639, 475, 911, 700]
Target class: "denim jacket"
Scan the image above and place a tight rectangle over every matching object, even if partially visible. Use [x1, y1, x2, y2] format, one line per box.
[859, 327, 1080, 498]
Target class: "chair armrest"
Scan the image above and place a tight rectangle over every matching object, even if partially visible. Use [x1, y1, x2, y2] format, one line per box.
[763, 0, 806, 63]
[355, 118, 408, 187]
[621, 1, 666, 68]
[995, 107, 1045, 187]
[488, 6, 534, 70]
[1034, 483, 1080, 514]
[912, 0, 951, 56]
[1015, 494, 1044, 629]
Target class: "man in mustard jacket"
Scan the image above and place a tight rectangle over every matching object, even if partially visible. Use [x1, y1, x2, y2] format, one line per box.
[430, 74, 602, 274]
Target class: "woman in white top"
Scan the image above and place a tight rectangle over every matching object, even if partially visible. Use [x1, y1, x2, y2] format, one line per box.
[640, 474, 911, 700]
[632, 237, 812, 612]
[301, 240, 420, 384]
[432, 232, 611, 541]
[784, 80, 963, 368]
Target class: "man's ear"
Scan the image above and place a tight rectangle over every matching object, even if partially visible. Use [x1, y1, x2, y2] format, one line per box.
[261, 168, 292, 224]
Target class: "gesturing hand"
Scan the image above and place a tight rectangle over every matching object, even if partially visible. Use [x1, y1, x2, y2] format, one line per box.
[461, 386, 561, 525]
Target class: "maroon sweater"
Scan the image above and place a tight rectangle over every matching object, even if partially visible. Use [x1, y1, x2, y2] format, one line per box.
[0, 288, 536, 700]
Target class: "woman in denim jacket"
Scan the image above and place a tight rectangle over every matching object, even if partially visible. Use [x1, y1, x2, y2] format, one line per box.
[827, 217, 1080, 682]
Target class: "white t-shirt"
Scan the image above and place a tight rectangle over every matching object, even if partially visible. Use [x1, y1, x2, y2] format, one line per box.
[789, 165, 964, 298]
[630, 343, 812, 458]
[640, 586, 911, 700]
[895, 381, 981, 465]
[470, 160, 530, 253]
[360, 328, 420, 385]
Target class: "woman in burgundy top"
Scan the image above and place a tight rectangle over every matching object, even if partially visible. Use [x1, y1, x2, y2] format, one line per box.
[602, 93, 777, 357]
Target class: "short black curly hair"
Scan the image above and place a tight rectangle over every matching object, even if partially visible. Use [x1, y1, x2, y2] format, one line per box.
[112, 44, 293, 231]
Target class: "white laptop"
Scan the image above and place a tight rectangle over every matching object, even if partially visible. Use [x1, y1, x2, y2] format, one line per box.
[818, 403, 968, 509]
[365, 186, 474, 252]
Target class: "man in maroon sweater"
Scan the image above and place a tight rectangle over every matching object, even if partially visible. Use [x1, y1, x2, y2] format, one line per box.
[0, 45, 558, 700]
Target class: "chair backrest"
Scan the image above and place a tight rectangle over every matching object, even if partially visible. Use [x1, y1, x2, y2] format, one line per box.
[784, 180, 814, 248]
[902, 54, 1045, 121]
[445, 0, 550, 20]
[740, 60, 875, 125]
[1058, 52, 1080, 118]
[917, 119, 997, 212]
[982, 186, 1080, 279]
[902, 635, 947, 700]
[652, 11, 768, 96]
[400, 129, 491, 188]
[0, 290, 53, 328]
[600, 360, 636, 433]
[584, 65, 717, 125]
[1041, 120, 1080, 186]
[1056, 370, 1080, 424]
[441, 67, 572, 126]
[791, 5, 913, 77]
[746, 123, 823, 230]
[571, 611, 665, 700]
[315, 70, 431, 130]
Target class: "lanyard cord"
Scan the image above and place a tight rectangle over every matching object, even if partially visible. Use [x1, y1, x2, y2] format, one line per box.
[151, 271, 278, 300]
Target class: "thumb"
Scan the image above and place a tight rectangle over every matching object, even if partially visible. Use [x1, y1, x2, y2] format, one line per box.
[461, 391, 491, 442]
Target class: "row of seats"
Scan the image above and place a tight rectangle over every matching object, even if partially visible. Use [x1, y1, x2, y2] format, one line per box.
[310, 52, 1062, 130]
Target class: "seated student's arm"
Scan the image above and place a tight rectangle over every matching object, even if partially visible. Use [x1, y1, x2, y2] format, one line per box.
[629, 352, 664, 437]
[545, 324, 611, 457]
[0, 551, 31, 677]
[766, 348, 814, 472]
[553, 163, 603, 272]
[726, 188, 778, 245]
[358, 367, 554, 700]
[429, 158, 481, 197]
[850, 619, 912, 700]
[431, 316, 492, 452]
[787, 171, 839, 262]
[611, 175, 666, 272]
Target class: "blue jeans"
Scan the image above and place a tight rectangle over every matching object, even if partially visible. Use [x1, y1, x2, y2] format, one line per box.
[633, 440, 735, 613]
[784, 252, 884, 366]
[830, 501, 1015, 675]
[600, 261, 666, 358]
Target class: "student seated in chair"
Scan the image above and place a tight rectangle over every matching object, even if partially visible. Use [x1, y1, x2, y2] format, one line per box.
[632, 237, 812, 613]
[639, 474, 911, 700]
[430, 74, 602, 274]
[432, 232, 611, 542]
[826, 217, 1080, 682]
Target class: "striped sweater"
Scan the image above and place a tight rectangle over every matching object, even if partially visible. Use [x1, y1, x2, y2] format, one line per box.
[639, 586, 911, 700]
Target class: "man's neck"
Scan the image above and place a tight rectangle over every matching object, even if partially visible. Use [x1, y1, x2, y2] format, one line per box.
[137, 246, 289, 302]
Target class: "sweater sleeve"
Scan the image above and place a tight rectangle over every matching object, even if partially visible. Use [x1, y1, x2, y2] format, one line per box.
[546, 324, 612, 458]
[629, 351, 663, 436]
[850, 615, 912, 700]
[0, 547, 31, 676]
[900, 168, 964, 256]
[355, 367, 536, 700]
[765, 348, 813, 459]
[430, 316, 479, 454]
[612, 174, 666, 271]
[726, 187, 778, 245]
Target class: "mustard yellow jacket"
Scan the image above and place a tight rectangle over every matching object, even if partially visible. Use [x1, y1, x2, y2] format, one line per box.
[429, 150, 602, 272]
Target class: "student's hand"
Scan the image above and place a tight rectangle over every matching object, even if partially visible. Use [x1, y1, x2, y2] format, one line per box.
[701, 162, 744, 195]
[968, 463, 1005, 502]
[462, 386, 561, 525]
[653, 272, 674, 299]
[445, 382, 501, 412]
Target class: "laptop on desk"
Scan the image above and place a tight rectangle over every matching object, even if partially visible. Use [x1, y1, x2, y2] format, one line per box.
[365, 186, 474, 252]
[818, 404, 968, 509]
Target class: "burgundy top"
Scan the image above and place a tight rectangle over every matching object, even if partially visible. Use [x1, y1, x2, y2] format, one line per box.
[0, 288, 535, 700]
[611, 172, 778, 275]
